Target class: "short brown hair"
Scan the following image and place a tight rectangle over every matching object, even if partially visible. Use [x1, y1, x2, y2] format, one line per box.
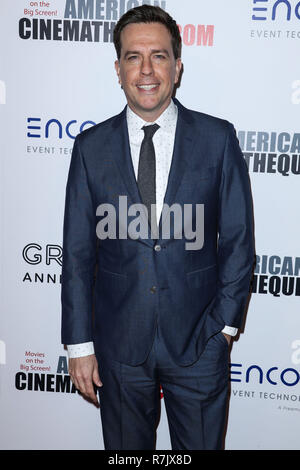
[113, 5, 182, 60]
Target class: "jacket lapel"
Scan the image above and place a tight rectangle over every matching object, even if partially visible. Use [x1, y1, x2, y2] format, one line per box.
[110, 106, 142, 208]
[108, 107, 154, 246]
[157, 100, 196, 238]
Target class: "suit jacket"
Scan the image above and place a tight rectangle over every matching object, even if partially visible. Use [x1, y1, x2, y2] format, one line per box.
[61, 98, 254, 366]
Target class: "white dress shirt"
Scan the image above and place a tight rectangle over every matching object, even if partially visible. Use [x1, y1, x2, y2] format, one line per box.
[67, 100, 237, 359]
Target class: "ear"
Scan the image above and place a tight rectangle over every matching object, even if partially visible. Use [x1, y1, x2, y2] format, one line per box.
[174, 58, 182, 85]
[114, 59, 122, 85]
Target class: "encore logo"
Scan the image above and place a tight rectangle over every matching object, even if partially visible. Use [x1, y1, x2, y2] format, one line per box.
[26, 117, 96, 140]
[252, 0, 300, 21]
[230, 363, 300, 387]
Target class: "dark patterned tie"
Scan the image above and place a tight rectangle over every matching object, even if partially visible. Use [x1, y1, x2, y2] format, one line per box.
[137, 124, 160, 235]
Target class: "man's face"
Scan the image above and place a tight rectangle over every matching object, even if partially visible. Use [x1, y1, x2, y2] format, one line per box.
[115, 22, 182, 122]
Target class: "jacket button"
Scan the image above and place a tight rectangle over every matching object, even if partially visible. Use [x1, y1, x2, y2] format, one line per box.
[150, 286, 157, 294]
[154, 244, 161, 251]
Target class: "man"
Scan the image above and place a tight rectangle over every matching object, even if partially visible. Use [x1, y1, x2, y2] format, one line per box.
[61, 5, 254, 450]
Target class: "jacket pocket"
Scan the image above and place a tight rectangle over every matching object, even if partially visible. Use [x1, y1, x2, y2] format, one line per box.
[97, 267, 127, 295]
[186, 264, 217, 289]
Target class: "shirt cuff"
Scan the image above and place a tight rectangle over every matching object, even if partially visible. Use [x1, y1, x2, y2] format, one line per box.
[222, 325, 238, 336]
[67, 342, 95, 358]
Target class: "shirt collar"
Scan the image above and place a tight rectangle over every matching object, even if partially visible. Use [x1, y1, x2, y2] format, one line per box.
[126, 99, 178, 136]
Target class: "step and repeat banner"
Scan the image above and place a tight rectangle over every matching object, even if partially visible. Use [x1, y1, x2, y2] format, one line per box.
[0, 0, 299, 450]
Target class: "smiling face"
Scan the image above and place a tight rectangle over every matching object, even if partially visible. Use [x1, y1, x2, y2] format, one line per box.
[115, 22, 182, 122]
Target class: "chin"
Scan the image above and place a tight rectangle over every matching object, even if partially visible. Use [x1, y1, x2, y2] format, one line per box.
[138, 97, 159, 108]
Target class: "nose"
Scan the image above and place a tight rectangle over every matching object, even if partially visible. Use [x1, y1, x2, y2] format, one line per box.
[140, 56, 153, 76]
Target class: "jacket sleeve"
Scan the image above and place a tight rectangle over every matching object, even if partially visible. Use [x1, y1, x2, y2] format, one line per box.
[213, 123, 255, 328]
[61, 136, 97, 345]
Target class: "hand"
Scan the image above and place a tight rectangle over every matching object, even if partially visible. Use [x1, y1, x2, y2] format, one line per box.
[222, 332, 232, 346]
[68, 354, 102, 406]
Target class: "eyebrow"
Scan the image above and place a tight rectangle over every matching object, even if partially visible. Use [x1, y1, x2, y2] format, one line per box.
[123, 49, 170, 59]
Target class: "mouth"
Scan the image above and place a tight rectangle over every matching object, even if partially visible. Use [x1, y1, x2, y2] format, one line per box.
[136, 84, 160, 91]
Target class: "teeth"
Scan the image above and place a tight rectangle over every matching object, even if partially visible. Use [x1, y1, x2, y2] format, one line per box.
[137, 84, 158, 90]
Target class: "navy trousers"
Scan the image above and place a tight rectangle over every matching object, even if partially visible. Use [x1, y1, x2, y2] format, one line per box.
[97, 325, 229, 450]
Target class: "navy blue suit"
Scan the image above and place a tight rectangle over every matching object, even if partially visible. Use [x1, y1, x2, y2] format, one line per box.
[61, 99, 254, 449]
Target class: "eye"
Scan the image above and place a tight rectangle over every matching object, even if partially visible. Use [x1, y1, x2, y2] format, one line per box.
[153, 54, 166, 60]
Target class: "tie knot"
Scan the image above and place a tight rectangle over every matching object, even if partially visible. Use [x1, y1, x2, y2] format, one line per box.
[142, 123, 160, 139]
